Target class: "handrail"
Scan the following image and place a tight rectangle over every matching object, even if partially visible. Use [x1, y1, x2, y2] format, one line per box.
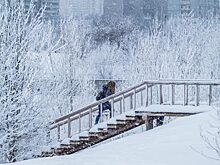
[49, 80, 220, 142]
[51, 82, 147, 124]
[145, 80, 220, 85]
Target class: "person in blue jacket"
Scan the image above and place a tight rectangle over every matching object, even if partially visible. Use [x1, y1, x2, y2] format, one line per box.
[95, 81, 115, 124]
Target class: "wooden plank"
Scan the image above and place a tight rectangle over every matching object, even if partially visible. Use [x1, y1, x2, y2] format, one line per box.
[122, 94, 125, 113]
[141, 91, 143, 106]
[145, 84, 149, 107]
[195, 85, 200, 106]
[184, 85, 188, 106]
[171, 84, 175, 105]
[78, 114, 81, 133]
[159, 84, 163, 104]
[145, 80, 220, 86]
[57, 125, 60, 142]
[119, 99, 122, 114]
[116, 119, 127, 124]
[111, 98, 114, 118]
[209, 85, 212, 106]
[150, 86, 153, 105]
[135, 111, 201, 117]
[133, 89, 137, 109]
[67, 117, 71, 138]
[130, 94, 133, 110]
[89, 108, 92, 129]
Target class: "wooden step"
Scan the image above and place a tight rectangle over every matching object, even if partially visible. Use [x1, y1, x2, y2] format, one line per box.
[125, 118, 136, 124]
[108, 123, 126, 129]
[56, 148, 73, 154]
[88, 133, 99, 141]
[116, 119, 127, 124]
[60, 143, 75, 149]
[97, 128, 109, 136]
[54, 148, 66, 154]
[40, 113, 147, 157]
[126, 115, 136, 119]
[89, 132, 99, 137]
[134, 115, 143, 120]
[107, 126, 118, 132]
[54, 145, 76, 155]
[79, 136, 90, 141]
[98, 127, 107, 131]
[70, 140, 83, 146]
[41, 151, 54, 157]
[107, 123, 118, 129]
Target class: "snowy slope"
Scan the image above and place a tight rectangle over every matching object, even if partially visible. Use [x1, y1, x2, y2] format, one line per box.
[8, 110, 220, 165]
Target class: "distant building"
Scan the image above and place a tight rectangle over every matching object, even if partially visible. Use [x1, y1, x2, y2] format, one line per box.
[69, 0, 91, 16]
[123, 0, 144, 23]
[180, 0, 191, 15]
[103, 0, 167, 24]
[43, 0, 59, 20]
[196, 0, 220, 17]
[60, 0, 103, 17]
[93, 0, 104, 15]
[167, 0, 220, 17]
[23, 0, 60, 21]
[143, 0, 168, 24]
[103, 0, 123, 17]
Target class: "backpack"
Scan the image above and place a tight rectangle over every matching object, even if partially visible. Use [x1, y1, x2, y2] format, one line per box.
[96, 91, 105, 101]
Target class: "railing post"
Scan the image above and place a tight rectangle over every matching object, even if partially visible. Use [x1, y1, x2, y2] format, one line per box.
[150, 86, 153, 105]
[111, 98, 114, 117]
[141, 91, 143, 106]
[46, 125, 51, 144]
[57, 125, 60, 142]
[184, 84, 188, 106]
[120, 99, 123, 114]
[122, 94, 125, 112]
[195, 84, 200, 106]
[130, 94, 133, 109]
[89, 108, 92, 129]
[159, 84, 163, 104]
[133, 89, 136, 110]
[145, 84, 149, 107]
[209, 85, 212, 106]
[171, 84, 175, 105]
[68, 117, 71, 138]
[100, 103, 103, 122]
[78, 114, 81, 133]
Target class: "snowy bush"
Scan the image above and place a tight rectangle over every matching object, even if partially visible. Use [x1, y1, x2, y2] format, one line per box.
[0, 2, 58, 163]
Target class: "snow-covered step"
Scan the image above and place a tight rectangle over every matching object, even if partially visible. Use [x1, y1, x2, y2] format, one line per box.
[116, 119, 127, 124]
[40, 112, 146, 157]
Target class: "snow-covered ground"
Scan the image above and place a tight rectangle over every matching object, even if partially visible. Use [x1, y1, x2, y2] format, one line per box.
[7, 109, 220, 165]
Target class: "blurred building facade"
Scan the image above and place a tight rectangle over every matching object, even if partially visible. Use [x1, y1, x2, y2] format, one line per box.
[103, 0, 219, 22]
[167, 0, 220, 17]
[103, 0, 123, 17]
[23, 0, 59, 21]
[60, 0, 103, 17]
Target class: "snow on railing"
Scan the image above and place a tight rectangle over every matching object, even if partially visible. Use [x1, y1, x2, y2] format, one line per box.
[49, 80, 220, 142]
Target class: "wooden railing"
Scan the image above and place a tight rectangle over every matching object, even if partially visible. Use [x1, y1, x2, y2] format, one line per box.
[49, 80, 220, 142]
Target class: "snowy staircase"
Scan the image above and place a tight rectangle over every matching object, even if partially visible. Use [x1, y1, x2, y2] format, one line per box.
[39, 80, 220, 158]
[41, 114, 144, 157]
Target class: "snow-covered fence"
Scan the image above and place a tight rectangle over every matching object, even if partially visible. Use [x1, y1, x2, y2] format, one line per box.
[49, 80, 220, 142]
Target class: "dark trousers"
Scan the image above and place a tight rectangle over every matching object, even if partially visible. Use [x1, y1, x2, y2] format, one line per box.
[95, 102, 112, 124]
[156, 116, 164, 126]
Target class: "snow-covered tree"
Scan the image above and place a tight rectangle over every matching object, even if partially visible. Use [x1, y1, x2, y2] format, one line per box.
[0, 1, 58, 163]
